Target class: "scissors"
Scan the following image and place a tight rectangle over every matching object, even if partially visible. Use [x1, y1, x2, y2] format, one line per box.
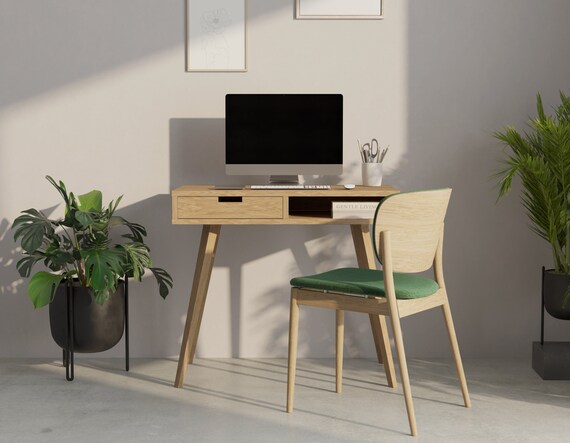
[361, 138, 379, 162]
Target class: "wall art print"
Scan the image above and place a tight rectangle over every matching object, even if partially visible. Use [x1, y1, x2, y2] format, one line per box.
[186, 0, 247, 72]
[296, 0, 383, 20]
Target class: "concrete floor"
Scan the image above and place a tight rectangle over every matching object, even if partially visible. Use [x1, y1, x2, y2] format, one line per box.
[0, 358, 569, 442]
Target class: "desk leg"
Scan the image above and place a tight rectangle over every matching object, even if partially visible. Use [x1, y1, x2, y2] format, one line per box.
[350, 224, 397, 388]
[174, 224, 221, 388]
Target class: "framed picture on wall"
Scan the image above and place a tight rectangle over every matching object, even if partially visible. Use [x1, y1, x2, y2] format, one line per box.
[186, 0, 247, 72]
[296, 0, 384, 20]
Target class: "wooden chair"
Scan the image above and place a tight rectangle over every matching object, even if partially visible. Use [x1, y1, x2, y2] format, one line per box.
[286, 189, 471, 436]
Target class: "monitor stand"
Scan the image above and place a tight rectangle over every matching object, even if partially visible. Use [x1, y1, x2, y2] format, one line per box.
[269, 175, 299, 184]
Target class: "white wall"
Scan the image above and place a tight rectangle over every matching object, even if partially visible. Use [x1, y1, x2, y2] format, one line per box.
[1, 0, 570, 359]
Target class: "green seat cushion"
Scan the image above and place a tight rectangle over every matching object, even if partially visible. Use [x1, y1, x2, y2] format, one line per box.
[290, 267, 439, 300]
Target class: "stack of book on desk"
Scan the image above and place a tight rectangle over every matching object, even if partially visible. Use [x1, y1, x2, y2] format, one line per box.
[331, 201, 381, 219]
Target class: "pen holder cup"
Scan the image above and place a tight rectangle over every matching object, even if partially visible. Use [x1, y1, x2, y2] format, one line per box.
[361, 163, 383, 186]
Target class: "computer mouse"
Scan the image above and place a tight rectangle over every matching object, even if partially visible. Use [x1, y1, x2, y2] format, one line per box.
[343, 184, 355, 189]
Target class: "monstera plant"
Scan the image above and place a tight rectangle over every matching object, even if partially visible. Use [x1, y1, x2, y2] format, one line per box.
[13, 176, 173, 308]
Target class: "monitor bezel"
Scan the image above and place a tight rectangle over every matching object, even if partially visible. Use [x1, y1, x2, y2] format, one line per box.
[225, 93, 343, 177]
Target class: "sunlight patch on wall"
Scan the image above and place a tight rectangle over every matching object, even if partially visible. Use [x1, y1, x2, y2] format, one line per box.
[0, 46, 185, 217]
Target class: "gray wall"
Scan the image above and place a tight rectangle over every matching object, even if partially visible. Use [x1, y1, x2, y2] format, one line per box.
[1, 0, 570, 359]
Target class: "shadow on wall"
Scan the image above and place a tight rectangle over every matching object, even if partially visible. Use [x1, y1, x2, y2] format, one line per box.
[170, 118, 268, 187]
[252, 232, 374, 358]
[168, 118, 367, 358]
[0, 209, 57, 356]
[0, 219, 24, 296]
[0, 0, 290, 108]
[0, 205, 62, 298]
[0, 116, 374, 359]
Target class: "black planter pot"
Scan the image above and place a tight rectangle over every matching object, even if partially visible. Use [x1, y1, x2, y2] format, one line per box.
[49, 281, 125, 353]
[543, 270, 570, 320]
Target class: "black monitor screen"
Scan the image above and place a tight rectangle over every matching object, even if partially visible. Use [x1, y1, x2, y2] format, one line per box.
[226, 94, 343, 164]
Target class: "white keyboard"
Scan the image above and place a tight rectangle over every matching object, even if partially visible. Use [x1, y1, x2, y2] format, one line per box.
[250, 184, 331, 190]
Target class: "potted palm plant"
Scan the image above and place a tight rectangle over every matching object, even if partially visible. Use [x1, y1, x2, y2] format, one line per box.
[495, 92, 570, 321]
[12, 176, 173, 357]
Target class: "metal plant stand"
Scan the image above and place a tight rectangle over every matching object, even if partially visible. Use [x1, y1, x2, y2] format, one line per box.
[62, 278, 130, 381]
[533, 266, 570, 379]
[540, 265, 545, 346]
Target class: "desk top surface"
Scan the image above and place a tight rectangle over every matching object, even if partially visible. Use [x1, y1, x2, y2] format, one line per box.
[172, 184, 399, 197]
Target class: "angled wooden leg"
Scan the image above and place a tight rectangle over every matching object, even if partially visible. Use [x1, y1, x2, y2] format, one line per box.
[389, 310, 417, 436]
[370, 314, 397, 388]
[441, 299, 471, 408]
[336, 309, 344, 393]
[174, 224, 221, 388]
[368, 314, 384, 364]
[351, 224, 397, 388]
[287, 288, 300, 413]
[381, 230, 417, 436]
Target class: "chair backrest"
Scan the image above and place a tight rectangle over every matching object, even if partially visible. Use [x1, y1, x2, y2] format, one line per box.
[372, 189, 452, 273]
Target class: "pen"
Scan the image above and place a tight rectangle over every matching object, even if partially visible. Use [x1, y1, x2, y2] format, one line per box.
[379, 146, 389, 163]
[357, 139, 366, 162]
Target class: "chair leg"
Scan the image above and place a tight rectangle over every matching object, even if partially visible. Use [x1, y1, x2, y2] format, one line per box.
[336, 309, 344, 394]
[441, 301, 471, 408]
[287, 291, 300, 413]
[377, 315, 397, 388]
[389, 313, 417, 437]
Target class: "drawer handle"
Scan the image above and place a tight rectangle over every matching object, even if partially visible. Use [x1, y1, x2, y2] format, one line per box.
[218, 196, 243, 203]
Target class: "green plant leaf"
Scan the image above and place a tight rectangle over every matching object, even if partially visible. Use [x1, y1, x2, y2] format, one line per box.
[109, 216, 147, 242]
[92, 288, 111, 305]
[79, 231, 110, 250]
[77, 190, 103, 212]
[118, 243, 151, 281]
[28, 272, 64, 309]
[108, 215, 126, 228]
[74, 210, 95, 229]
[16, 254, 44, 278]
[44, 250, 74, 272]
[46, 175, 70, 207]
[12, 209, 55, 253]
[82, 249, 123, 291]
[107, 195, 123, 218]
[62, 191, 81, 228]
[150, 267, 173, 299]
[536, 92, 546, 123]
[495, 90, 570, 273]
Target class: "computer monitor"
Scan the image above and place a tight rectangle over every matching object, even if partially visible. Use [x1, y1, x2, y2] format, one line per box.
[225, 94, 343, 183]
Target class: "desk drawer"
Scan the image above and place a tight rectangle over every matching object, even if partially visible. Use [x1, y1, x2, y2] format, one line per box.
[177, 196, 283, 219]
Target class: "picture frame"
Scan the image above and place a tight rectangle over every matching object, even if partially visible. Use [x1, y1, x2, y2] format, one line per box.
[295, 0, 384, 20]
[186, 0, 247, 72]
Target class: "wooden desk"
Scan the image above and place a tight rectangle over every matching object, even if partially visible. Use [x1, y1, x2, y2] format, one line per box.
[172, 184, 399, 388]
